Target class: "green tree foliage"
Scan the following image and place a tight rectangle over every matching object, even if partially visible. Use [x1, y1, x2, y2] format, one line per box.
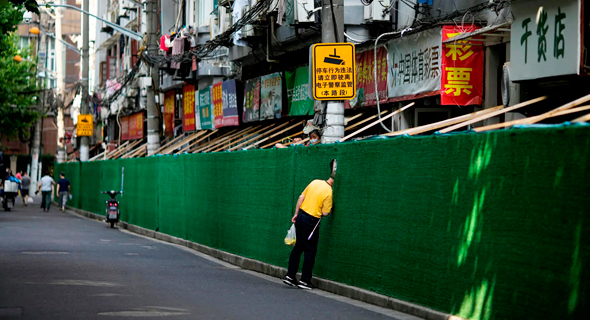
[0, 3, 39, 139]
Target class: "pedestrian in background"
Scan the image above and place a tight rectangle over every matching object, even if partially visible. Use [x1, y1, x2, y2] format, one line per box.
[37, 172, 55, 212]
[56, 172, 70, 212]
[21, 172, 30, 206]
[283, 175, 333, 290]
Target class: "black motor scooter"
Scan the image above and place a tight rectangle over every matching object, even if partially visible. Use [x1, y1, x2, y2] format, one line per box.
[101, 190, 122, 228]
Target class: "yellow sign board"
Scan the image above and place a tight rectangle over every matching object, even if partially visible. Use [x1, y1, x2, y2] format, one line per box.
[311, 43, 356, 100]
[77, 114, 93, 137]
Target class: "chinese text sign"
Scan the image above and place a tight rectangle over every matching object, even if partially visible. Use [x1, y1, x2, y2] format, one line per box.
[312, 43, 356, 100]
[183, 84, 196, 132]
[222, 80, 240, 126]
[511, 0, 580, 81]
[441, 25, 484, 106]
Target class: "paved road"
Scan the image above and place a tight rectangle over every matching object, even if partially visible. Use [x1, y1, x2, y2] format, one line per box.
[0, 197, 420, 320]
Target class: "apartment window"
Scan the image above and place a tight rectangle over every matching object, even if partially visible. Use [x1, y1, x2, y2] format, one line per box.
[19, 36, 30, 49]
[197, 0, 213, 27]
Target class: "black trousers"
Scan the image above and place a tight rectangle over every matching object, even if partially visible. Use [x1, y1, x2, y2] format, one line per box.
[287, 210, 321, 283]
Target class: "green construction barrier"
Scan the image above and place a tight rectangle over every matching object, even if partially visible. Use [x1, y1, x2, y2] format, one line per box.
[55, 124, 590, 320]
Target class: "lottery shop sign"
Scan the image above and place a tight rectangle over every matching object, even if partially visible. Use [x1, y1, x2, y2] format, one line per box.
[311, 43, 356, 100]
[441, 25, 484, 106]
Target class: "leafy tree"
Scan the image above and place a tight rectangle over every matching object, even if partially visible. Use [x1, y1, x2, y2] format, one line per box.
[0, 3, 39, 139]
[0, 0, 38, 14]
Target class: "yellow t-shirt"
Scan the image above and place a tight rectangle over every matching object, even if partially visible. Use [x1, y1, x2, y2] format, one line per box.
[299, 179, 333, 218]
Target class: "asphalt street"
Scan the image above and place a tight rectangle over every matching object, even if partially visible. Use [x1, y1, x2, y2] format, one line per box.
[0, 196, 421, 320]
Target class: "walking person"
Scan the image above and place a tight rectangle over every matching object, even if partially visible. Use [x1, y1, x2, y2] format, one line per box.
[20, 172, 30, 206]
[56, 172, 70, 212]
[36, 172, 55, 212]
[283, 175, 333, 290]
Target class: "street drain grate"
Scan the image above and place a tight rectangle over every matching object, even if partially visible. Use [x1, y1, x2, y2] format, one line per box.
[0, 307, 23, 317]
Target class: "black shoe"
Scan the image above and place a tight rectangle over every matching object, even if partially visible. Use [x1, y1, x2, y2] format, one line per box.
[297, 280, 316, 290]
[282, 275, 298, 287]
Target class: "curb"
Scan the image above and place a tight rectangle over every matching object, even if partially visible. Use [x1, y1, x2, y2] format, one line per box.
[65, 205, 462, 320]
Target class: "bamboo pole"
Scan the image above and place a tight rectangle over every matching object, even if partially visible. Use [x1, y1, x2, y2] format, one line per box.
[191, 129, 242, 153]
[122, 142, 147, 159]
[211, 124, 274, 152]
[340, 103, 415, 142]
[113, 139, 143, 159]
[152, 134, 187, 155]
[439, 96, 547, 133]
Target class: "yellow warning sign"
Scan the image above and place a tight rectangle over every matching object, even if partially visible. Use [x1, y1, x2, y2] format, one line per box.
[312, 43, 356, 100]
[77, 114, 93, 137]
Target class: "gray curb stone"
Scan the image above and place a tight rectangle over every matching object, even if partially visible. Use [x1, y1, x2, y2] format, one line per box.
[64, 205, 463, 320]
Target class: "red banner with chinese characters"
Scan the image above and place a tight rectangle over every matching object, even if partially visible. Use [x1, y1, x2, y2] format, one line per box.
[164, 90, 175, 137]
[121, 115, 129, 141]
[128, 112, 144, 140]
[212, 82, 224, 128]
[345, 47, 388, 109]
[183, 84, 196, 131]
[441, 25, 483, 106]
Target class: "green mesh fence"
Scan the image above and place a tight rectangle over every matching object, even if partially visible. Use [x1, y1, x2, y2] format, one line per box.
[55, 125, 590, 320]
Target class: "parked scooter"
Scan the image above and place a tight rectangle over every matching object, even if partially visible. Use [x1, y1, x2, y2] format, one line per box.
[101, 190, 122, 228]
[1, 180, 18, 211]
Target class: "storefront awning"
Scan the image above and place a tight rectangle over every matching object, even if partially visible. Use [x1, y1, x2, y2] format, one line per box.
[442, 22, 510, 46]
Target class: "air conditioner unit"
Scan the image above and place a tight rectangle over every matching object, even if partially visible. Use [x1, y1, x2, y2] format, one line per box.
[501, 62, 521, 107]
[364, 0, 391, 23]
[294, 0, 315, 24]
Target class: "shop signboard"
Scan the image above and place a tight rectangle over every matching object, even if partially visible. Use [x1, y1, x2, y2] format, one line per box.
[345, 47, 387, 108]
[194, 87, 201, 130]
[121, 115, 129, 141]
[222, 80, 240, 126]
[441, 25, 484, 106]
[260, 72, 283, 119]
[164, 90, 175, 136]
[212, 82, 224, 127]
[510, 0, 581, 81]
[286, 66, 314, 116]
[387, 27, 442, 101]
[199, 87, 214, 130]
[243, 78, 260, 123]
[183, 84, 196, 131]
[128, 112, 144, 140]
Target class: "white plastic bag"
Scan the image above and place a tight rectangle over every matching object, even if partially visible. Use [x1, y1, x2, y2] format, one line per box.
[284, 224, 296, 246]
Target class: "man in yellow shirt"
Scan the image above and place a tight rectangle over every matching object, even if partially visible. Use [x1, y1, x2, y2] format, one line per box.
[283, 176, 333, 290]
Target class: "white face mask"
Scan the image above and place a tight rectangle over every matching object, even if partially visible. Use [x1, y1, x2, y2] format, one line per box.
[310, 139, 318, 143]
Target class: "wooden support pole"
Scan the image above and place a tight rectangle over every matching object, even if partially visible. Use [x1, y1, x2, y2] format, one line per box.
[247, 121, 304, 150]
[476, 103, 590, 132]
[122, 142, 147, 159]
[228, 121, 294, 151]
[177, 130, 218, 154]
[105, 141, 130, 160]
[153, 134, 187, 155]
[191, 129, 242, 154]
[344, 110, 388, 132]
[195, 127, 258, 153]
[385, 106, 503, 137]
[340, 103, 415, 142]
[113, 139, 143, 159]
[160, 131, 207, 155]
[439, 96, 547, 133]
[209, 123, 275, 152]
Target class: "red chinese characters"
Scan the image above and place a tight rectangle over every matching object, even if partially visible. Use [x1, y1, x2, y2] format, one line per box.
[163, 90, 175, 137]
[212, 82, 224, 127]
[441, 25, 483, 106]
[345, 47, 388, 109]
[183, 84, 196, 131]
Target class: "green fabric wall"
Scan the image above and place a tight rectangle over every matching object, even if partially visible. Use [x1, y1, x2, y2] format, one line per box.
[55, 125, 590, 320]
